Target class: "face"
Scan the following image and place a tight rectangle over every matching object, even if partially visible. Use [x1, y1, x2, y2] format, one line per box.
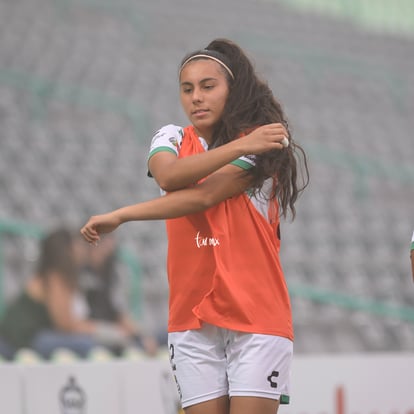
[179, 59, 230, 143]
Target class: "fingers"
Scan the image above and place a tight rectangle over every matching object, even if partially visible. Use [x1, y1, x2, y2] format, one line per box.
[261, 123, 289, 148]
[244, 123, 290, 155]
[261, 123, 287, 134]
[80, 220, 100, 245]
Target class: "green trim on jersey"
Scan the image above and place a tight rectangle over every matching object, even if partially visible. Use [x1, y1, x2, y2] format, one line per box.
[280, 394, 290, 404]
[411, 241, 414, 251]
[231, 158, 254, 170]
[149, 146, 177, 159]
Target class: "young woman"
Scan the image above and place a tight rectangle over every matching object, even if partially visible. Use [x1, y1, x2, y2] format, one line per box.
[81, 38, 309, 414]
[79, 234, 159, 355]
[0, 228, 143, 360]
[0, 228, 97, 359]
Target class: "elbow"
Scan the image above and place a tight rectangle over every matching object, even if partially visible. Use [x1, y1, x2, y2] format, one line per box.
[194, 189, 220, 211]
[203, 194, 218, 209]
[160, 184, 179, 193]
[172, 187, 217, 214]
[157, 177, 181, 193]
[190, 181, 234, 211]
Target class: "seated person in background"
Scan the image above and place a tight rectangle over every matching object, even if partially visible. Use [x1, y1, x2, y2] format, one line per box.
[0, 227, 138, 360]
[78, 234, 158, 356]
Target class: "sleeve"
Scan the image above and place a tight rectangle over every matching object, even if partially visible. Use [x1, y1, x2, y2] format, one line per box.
[231, 154, 256, 170]
[411, 230, 414, 251]
[148, 124, 183, 160]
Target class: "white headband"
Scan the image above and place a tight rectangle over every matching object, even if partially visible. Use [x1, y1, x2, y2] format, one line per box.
[179, 54, 235, 80]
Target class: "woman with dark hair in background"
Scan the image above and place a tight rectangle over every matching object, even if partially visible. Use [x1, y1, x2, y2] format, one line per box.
[79, 234, 159, 355]
[0, 228, 92, 359]
[81, 38, 309, 414]
[0, 227, 141, 360]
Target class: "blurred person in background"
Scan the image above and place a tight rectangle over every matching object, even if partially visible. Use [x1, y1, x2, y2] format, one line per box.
[0, 227, 94, 359]
[0, 227, 147, 360]
[77, 233, 159, 356]
[81, 38, 309, 414]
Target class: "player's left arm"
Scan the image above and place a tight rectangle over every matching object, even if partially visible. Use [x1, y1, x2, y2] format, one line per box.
[149, 124, 287, 192]
[80, 165, 251, 243]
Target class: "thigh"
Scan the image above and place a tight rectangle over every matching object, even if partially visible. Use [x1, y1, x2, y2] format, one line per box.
[31, 330, 96, 359]
[185, 395, 230, 414]
[230, 396, 279, 414]
[168, 324, 228, 409]
[226, 333, 293, 403]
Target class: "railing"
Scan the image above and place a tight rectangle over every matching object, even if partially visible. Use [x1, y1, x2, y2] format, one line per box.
[289, 283, 414, 323]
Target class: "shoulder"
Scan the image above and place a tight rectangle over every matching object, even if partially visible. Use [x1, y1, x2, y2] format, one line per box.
[152, 124, 184, 142]
[149, 124, 184, 156]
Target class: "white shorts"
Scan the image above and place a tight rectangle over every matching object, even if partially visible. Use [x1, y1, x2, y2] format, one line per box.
[168, 322, 292, 409]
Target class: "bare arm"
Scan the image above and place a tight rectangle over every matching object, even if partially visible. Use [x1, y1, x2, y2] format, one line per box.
[148, 123, 288, 192]
[45, 273, 96, 334]
[81, 165, 251, 243]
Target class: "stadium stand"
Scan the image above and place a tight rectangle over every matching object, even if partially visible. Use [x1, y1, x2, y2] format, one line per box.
[0, 0, 413, 355]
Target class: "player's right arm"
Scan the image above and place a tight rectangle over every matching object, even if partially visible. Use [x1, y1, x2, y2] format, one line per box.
[148, 123, 288, 192]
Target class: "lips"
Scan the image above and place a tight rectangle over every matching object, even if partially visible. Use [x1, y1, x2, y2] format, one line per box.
[192, 109, 209, 116]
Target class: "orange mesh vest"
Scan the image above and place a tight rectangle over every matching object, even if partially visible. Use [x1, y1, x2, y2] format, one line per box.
[165, 126, 293, 340]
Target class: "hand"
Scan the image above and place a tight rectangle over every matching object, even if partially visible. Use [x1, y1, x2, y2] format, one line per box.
[80, 212, 121, 244]
[241, 123, 289, 155]
[141, 336, 159, 356]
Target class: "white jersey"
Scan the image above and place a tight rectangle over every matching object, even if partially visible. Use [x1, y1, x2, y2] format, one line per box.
[148, 124, 255, 168]
[148, 124, 271, 218]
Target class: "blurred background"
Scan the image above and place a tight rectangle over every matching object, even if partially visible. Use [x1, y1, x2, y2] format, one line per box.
[0, 0, 413, 360]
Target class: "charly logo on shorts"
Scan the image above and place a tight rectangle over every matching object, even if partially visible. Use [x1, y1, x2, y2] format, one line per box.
[267, 371, 279, 388]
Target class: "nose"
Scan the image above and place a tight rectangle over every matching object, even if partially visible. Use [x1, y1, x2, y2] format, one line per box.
[192, 87, 203, 103]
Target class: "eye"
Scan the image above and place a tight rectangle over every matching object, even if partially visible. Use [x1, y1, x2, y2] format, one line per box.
[203, 84, 214, 90]
[182, 87, 192, 94]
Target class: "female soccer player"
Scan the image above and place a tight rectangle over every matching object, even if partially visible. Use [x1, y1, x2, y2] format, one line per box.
[81, 38, 309, 414]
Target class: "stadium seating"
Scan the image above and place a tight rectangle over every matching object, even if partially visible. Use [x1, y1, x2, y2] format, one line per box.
[0, 0, 413, 354]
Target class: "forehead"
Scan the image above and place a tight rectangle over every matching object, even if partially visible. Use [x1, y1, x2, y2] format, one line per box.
[180, 58, 227, 83]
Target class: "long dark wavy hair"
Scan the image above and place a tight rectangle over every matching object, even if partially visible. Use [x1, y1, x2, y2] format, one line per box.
[179, 38, 309, 219]
[36, 228, 78, 289]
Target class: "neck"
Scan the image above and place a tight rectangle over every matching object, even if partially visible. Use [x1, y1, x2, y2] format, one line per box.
[193, 126, 213, 145]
